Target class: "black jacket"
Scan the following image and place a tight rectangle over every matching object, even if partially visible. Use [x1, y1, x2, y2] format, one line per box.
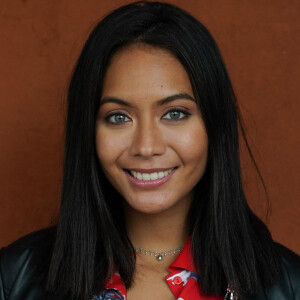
[1, 228, 300, 300]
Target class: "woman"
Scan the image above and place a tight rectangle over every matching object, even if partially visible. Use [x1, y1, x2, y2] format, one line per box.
[0, 1, 299, 300]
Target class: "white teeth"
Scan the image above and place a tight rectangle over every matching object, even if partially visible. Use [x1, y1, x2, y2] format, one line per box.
[129, 168, 174, 180]
[158, 171, 164, 178]
[150, 173, 158, 180]
[142, 173, 150, 180]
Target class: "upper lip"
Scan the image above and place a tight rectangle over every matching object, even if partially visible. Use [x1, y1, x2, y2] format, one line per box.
[125, 167, 176, 173]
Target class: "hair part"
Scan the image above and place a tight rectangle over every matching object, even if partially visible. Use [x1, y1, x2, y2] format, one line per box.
[46, 2, 280, 299]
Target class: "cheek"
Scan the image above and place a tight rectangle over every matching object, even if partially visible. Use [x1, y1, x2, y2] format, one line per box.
[169, 123, 208, 166]
[95, 127, 127, 168]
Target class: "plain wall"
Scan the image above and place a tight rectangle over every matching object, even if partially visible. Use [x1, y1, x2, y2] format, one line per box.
[0, 0, 299, 253]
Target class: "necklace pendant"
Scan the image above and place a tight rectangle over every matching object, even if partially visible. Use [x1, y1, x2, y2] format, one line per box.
[156, 254, 163, 261]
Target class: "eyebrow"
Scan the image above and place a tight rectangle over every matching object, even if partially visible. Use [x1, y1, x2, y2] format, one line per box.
[99, 93, 195, 107]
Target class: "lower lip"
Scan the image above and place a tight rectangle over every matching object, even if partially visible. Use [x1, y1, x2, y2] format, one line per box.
[125, 168, 176, 189]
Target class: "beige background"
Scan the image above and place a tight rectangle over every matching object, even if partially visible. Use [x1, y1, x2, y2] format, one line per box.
[0, 0, 299, 253]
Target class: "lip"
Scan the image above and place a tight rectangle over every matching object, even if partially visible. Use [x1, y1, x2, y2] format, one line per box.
[124, 168, 176, 189]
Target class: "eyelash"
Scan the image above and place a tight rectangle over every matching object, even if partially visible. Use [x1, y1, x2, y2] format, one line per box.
[105, 108, 191, 125]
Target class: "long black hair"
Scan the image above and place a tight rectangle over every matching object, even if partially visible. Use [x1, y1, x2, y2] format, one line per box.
[46, 1, 280, 299]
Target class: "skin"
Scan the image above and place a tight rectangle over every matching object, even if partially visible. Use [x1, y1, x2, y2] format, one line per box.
[95, 44, 208, 300]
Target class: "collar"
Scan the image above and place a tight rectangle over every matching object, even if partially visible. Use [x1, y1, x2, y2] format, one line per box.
[104, 237, 198, 296]
[168, 237, 198, 274]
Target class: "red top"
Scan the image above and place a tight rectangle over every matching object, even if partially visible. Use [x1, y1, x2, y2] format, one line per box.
[95, 238, 224, 300]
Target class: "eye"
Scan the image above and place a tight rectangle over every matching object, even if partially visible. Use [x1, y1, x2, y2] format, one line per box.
[105, 113, 131, 124]
[163, 108, 191, 120]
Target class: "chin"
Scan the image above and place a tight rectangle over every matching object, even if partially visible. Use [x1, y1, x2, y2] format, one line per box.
[126, 196, 181, 215]
[132, 205, 170, 215]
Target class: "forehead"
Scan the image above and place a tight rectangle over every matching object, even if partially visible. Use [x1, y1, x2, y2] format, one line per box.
[101, 44, 194, 102]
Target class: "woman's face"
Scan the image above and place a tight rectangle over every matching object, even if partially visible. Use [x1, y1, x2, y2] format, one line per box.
[96, 45, 208, 214]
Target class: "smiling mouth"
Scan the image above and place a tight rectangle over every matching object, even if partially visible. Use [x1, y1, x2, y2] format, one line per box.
[125, 167, 177, 181]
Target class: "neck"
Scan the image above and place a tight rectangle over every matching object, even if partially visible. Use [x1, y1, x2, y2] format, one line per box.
[125, 200, 191, 252]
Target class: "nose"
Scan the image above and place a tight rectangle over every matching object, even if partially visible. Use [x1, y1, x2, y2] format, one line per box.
[129, 117, 165, 158]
